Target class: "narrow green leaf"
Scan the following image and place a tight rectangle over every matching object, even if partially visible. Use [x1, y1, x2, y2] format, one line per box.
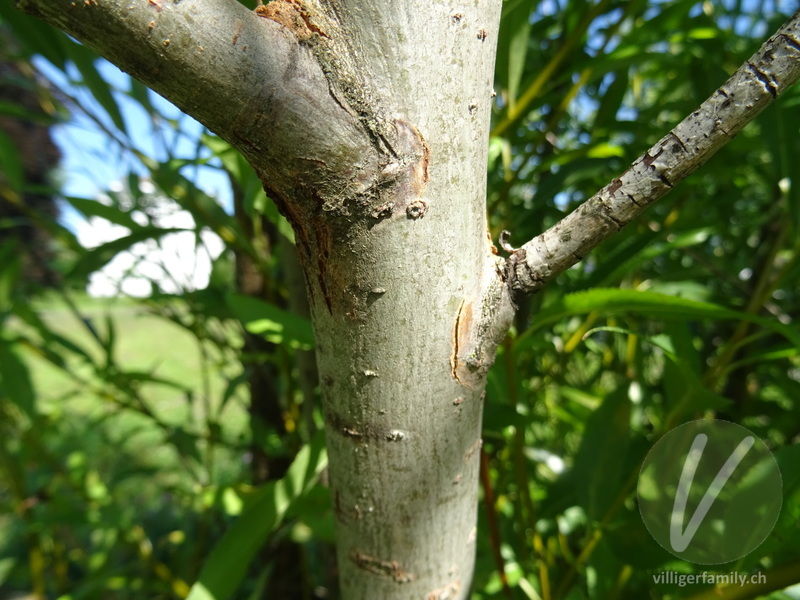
[12, 304, 96, 366]
[669, 27, 719, 42]
[219, 370, 248, 415]
[186, 432, 327, 600]
[664, 322, 703, 375]
[639, 281, 713, 302]
[69, 227, 186, 280]
[0, 99, 57, 123]
[225, 293, 314, 349]
[594, 70, 629, 130]
[583, 229, 712, 289]
[64, 196, 142, 231]
[662, 358, 730, 415]
[583, 326, 678, 359]
[0, 3, 69, 67]
[0, 557, 16, 587]
[289, 486, 336, 543]
[524, 289, 800, 349]
[775, 445, 800, 499]
[583, 326, 731, 415]
[167, 426, 203, 465]
[573, 388, 631, 520]
[0, 241, 21, 314]
[727, 345, 799, 371]
[748, 445, 800, 563]
[102, 313, 116, 369]
[202, 133, 294, 240]
[0, 340, 36, 419]
[68, 43, 127, 133]
[201, 134, 245, 181]
[506, 0, 532, 110]
[128, 79, 157, 118]
[586, 142, 625, 159]
[535, 157, 610, 203]
[116, 370, 190, 391]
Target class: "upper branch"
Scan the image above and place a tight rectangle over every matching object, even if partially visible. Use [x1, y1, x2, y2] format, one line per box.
[16, 0, 380, 204]
[507, 10, 800, 296]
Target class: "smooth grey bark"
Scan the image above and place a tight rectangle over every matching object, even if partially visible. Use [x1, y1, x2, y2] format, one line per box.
[507, 10, 800, 296]
[16, 0, 800, 598]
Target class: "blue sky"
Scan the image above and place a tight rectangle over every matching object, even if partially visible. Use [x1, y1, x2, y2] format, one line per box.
[30, 58, 231, 295]
[34, 58, 233, 233]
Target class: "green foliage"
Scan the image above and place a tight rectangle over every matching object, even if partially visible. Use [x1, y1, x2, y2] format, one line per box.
[477, 1, 800, 598]
[1, 1, 799, 599]
[186, 433, 327, 600]
[0, 10, 323, 598]
[225, 294, 314, 349]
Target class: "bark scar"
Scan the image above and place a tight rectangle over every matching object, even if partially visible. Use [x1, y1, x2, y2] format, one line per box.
[450, 300, 469, 385]
[427, 580, 461, 600]
[464, 438, 482, 463]
[350, 550, 415, 583]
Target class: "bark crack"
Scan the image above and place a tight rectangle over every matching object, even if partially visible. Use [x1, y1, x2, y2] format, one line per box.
[780, 32, 800, 53]
[450, 299, 466, 384]
[668, 131, 688, 153]
[747, 60, 778, 97]
[626, 193, 642, 207]
[600, 208, 623, 229]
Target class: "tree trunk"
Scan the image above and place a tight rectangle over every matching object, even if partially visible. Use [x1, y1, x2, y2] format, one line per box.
[292, 5, 511, 596]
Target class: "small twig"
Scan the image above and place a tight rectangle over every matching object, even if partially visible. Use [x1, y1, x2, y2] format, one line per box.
[498, 230, 517, 253]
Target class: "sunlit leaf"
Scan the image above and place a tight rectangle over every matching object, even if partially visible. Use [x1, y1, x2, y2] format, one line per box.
[225, 293, 314, 349]
[525, 289, 800, 349]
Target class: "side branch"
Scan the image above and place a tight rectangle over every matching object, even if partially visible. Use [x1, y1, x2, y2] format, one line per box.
[507, 10, 800, 296]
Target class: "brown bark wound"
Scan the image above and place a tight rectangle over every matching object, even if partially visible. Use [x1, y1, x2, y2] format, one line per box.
[255, 0, 327, 42]
[350, 550, 415, 584]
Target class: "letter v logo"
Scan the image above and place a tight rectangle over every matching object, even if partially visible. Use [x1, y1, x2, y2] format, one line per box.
[638, 420, 782, 564]
[669, 433, 755, 552]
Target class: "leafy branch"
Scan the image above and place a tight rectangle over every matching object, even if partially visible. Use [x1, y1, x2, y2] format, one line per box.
[508, 10, 800, 296]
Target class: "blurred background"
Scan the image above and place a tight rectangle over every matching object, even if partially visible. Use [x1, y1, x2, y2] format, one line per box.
[0, 0, 798, 598]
